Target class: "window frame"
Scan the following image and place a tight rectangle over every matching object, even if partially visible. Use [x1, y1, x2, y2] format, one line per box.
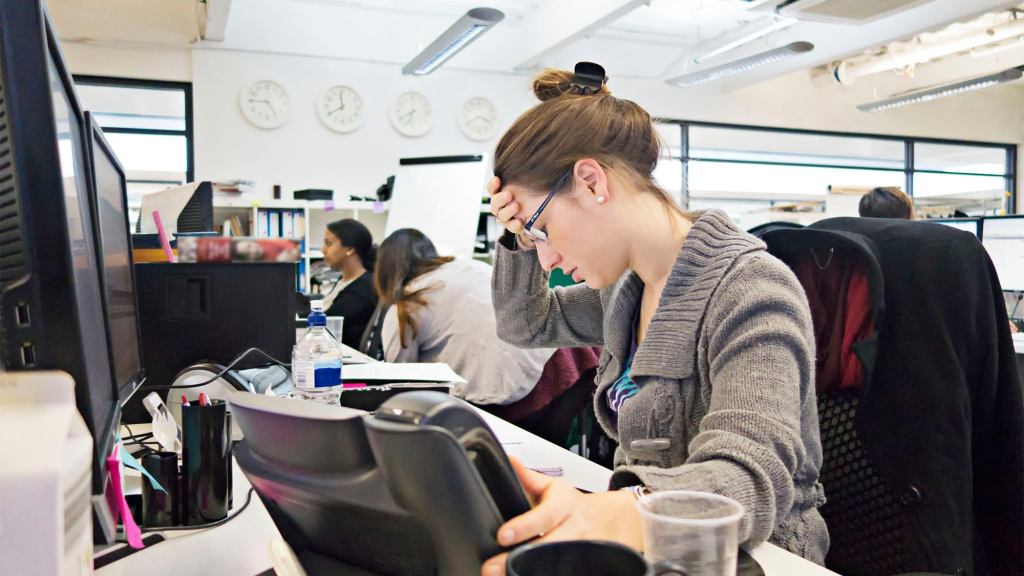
[656, 119, 1017, 214]
[72, 75, 195, 186]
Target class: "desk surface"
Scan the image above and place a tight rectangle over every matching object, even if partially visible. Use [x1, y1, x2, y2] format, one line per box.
[97, 405, 837, 576]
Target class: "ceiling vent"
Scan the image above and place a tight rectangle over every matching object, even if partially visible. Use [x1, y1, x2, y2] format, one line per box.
[763, 0, 933, 25]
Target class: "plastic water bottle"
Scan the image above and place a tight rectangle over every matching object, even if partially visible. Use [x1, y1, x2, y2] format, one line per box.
[292, 300, 343, 405]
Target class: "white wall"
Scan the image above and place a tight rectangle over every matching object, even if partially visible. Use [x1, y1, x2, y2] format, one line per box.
[191, 49, 535, 200]
[63, 42, 1024, 212]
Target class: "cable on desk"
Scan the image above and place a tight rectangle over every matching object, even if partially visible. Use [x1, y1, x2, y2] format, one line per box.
[136, 348, 290, 391]
[151, 486, 257, 532]
[113, 486, 257, 546]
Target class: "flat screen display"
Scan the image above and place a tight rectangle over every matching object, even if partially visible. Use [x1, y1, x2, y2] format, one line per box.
[982, 217, 1024, 292]
[91, 129, 143, 397]
[48, 52, 117, 448]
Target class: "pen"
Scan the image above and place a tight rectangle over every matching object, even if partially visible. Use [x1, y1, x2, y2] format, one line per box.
[198, 392, 208, 407]
[181, 394, 190, 407]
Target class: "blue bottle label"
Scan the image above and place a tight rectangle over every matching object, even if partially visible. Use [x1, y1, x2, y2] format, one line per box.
[313, 360, 342, 388]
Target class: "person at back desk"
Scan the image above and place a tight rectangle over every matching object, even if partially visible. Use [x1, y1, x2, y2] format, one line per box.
[376, 228, 578, 408]
[317, 219, 378, 348]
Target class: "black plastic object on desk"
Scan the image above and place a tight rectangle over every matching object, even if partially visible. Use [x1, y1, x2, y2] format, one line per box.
[230, 390, 531, 576]
[182, 399, 232, 524]
[141, 451, 180, 527]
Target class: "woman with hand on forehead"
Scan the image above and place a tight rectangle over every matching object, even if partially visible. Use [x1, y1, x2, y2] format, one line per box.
[482, 63, 829, 575]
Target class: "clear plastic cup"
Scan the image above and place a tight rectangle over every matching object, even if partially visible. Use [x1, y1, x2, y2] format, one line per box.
[326, 316, 344, 342]
[636, 490, 745, 576]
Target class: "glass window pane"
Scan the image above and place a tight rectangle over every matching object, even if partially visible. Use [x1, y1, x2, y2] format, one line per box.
[655, 122, 681, 156]
[689, 160, 905, 198]
[689, 126, 903, 169]
[912, 173, 1007, 198]
[654, 158, 682, 195]
[75, 83, 186, 131]
[105, 133, 187, 173]
[914, 143, 1005, 175]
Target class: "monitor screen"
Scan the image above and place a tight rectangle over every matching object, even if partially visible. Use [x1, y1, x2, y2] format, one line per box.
[88, 117, 144, 400]
[932, 218, 981, 237]
[47, 53, 119, 447]
[981, 216, 1024, 292]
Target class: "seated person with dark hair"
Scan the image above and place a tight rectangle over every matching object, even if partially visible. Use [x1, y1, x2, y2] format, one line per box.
[859, 186, 914, 219]
[317, 219, 378, 348]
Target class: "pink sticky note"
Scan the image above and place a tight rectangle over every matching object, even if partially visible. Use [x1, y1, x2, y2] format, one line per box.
[324, 201, 335, 211]
[106, 445, 144, 549]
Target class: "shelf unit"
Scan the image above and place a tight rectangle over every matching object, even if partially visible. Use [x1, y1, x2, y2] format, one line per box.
[212, 197, 389, 293]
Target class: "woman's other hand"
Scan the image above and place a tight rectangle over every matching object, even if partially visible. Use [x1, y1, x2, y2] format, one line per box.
[488, 176, 535, 250]
[480, 457, 644, 576]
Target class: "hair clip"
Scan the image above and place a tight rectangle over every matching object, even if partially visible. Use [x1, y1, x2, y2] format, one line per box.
[569, 62, 608, 95]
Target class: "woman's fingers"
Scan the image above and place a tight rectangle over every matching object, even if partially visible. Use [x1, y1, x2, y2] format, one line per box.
[481, 552, 508, 576]
[495, 201, 521, 225]
[487, 176, 502, 197]
[509, 457, 553, 498]
[496, 489, 574, 546]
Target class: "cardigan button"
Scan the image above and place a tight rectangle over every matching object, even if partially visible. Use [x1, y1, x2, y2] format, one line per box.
[629, 438, 672, 452]
[898, 485, 922, 507]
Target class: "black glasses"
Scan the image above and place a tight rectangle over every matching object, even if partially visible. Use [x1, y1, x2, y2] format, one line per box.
[523, 169, 572, 244]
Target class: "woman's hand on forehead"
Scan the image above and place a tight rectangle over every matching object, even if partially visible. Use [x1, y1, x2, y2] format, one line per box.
[488, 176, 535, 249]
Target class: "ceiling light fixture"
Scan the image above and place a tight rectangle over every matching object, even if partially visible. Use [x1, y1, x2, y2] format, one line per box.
[402, 8, 504, 76]
[667, 41, 814, 87]
[857, 66, 1023, 112]
[694, 16, 797, 64]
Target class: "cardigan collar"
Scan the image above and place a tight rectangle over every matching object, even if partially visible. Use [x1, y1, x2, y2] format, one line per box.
[601, 209, 765, 381]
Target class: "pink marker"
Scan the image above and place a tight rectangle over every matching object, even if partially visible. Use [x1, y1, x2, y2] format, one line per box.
[181, 394, 190, 407]
[152, 209, 177, 263]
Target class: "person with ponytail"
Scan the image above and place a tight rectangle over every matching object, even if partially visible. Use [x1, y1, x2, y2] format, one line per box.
[482, 63, 828, 574]
[318, 218, 378, 348]
[374, 228, 601, 417]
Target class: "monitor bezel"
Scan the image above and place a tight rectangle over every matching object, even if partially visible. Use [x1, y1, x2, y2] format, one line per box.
[83, 111, 147, 404]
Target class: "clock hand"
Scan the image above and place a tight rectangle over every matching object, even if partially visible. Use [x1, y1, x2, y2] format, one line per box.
[400, 110, 415, 123]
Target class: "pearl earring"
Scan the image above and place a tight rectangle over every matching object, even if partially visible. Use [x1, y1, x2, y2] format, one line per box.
[596, 196, 606, 204]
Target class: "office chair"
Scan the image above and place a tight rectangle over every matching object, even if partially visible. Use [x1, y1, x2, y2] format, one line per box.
[763, 218, 1023, 576]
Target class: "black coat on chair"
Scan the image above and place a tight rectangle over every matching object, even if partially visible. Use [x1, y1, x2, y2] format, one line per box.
[763, 217, 1023, 576]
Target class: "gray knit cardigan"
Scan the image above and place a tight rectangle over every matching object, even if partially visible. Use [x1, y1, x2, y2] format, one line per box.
[491, 209, 829, 563]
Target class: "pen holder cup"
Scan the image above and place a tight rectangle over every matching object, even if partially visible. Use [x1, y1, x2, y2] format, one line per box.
[181, 400, 232, 525]
[141, 451, 180, 527]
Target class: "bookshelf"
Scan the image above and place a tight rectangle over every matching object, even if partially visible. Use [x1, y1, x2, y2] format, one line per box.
[212, 197, 389, 293]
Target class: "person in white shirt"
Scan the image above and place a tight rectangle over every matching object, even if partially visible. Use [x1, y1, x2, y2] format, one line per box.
[375, 228, 555, 406]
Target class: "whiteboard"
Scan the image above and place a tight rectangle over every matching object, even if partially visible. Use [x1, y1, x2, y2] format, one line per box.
[385, 156, 487, 259]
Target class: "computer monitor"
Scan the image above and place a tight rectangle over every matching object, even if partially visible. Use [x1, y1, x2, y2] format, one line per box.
[981, 215, 1024, 292]
[84, 112, 146, 402]
[929, 217, 982, 239]
[0, 0, 121, 542]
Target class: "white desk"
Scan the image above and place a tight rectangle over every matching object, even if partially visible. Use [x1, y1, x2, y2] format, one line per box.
[96, 403, 837, 576]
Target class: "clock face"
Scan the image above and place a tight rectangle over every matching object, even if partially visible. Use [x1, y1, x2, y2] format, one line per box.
[240, 80, 290, 129]
[317, 85, 364, 133]
[389, 91, 434, 137]
[458, 96, 498, 141]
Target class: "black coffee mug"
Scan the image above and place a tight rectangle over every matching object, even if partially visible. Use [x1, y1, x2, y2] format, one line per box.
[507, 540, 686, 576]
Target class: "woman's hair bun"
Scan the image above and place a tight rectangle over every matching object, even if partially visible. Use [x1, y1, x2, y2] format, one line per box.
[532, 67, 611, 102]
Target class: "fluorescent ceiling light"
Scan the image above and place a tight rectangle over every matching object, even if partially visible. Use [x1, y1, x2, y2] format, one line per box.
[857, 66, 1023, 112]
[402, 7, 504, 76]
[694, 17, 797, 64]
[667, 41, 814, 87]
